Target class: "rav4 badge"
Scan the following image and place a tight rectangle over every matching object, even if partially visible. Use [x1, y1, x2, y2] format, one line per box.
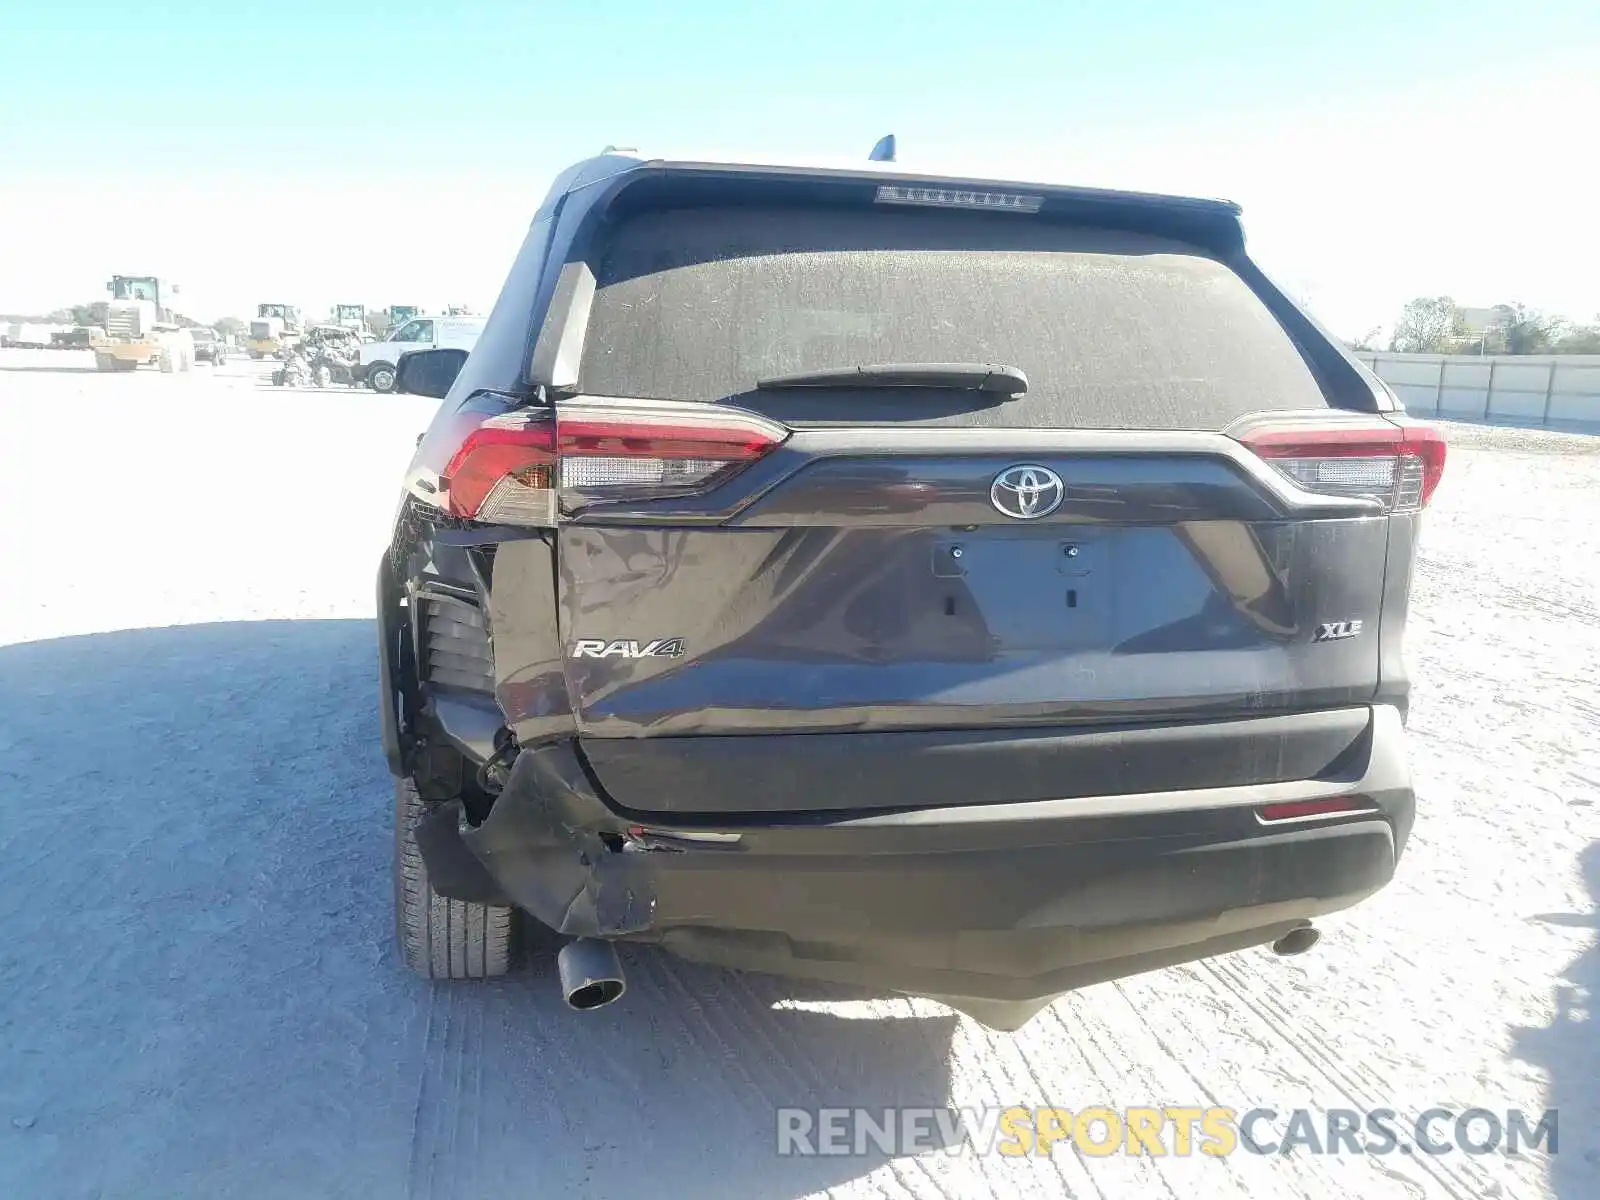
[571, 638, 687, 659]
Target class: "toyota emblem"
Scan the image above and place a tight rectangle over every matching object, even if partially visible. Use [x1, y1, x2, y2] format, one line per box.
[990, 465, 1065, 519]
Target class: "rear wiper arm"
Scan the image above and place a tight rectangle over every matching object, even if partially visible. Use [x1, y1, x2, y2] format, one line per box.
[756, 362, 1027, 395]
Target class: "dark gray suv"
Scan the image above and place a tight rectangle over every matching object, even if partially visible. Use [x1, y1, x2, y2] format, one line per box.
[377, 150, 1443, 1029]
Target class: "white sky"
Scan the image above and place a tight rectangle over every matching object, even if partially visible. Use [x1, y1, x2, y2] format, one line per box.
[1, 62, 1594, 340]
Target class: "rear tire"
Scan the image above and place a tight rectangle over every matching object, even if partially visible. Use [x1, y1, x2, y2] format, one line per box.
[368, 362, 397, 393]
[393, 776, 516, 979]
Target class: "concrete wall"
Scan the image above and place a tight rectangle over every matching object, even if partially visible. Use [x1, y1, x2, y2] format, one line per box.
[1353, 351, 1600, 429]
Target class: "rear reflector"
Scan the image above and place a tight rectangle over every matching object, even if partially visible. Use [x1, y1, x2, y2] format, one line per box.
[441, 400, 788, 523]
[1229, 414, 1446, 511]
[1257, 797, 1376, 822]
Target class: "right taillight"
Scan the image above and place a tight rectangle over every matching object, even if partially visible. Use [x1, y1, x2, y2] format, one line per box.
[439, 400, 788, 524]
[1230, 414, 1447, 511]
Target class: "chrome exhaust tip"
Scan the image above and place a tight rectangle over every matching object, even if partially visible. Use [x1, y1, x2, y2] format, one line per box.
[557, 938, 626, 1011]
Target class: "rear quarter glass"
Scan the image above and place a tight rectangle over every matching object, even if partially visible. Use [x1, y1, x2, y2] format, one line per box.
[576, 205, 1332, 430]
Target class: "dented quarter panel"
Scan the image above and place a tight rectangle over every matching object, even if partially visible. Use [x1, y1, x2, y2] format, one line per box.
[486, 537, 577, 745]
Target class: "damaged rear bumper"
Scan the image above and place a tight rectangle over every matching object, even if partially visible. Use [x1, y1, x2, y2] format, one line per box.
[416, 707, 1414, 1006]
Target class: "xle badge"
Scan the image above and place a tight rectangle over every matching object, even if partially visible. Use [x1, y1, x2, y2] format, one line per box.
[571, 639, 687, 660]
[1313, 620, 1364, 643]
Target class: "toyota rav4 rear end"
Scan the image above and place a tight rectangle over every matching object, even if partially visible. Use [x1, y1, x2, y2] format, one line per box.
[378, 150, 1439, 1029]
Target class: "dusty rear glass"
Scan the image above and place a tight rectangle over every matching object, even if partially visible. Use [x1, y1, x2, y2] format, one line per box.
[577, 205, 1331, 429]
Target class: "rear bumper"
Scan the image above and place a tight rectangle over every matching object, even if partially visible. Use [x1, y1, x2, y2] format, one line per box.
[423, 705, 1414, 1008]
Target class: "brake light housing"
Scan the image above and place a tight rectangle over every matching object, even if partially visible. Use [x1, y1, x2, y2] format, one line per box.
[439, 400, 788, 524]
[1229, 413, 1446, 511]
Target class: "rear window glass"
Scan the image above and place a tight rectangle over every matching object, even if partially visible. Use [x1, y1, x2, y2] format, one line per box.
[577, 206, 1330, 430]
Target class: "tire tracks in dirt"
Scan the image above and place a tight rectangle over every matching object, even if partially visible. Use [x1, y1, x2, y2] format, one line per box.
[1196, 956, 1508, 1200]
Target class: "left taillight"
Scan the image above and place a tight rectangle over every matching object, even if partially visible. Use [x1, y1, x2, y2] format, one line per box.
[439, 412, 559, 524]
[440, 400, 789, 524]
[1229, 413, 1447, 511]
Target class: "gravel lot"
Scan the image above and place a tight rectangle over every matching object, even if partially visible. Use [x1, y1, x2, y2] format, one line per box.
[1, 349, 1596, 1199]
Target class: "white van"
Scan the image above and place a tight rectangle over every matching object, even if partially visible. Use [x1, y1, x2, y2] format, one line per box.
[358, 315, 486, 392]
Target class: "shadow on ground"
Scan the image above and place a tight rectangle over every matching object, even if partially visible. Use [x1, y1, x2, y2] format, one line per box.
[0, 621, 960, 1200]
[1512, 840, 1600, 1197]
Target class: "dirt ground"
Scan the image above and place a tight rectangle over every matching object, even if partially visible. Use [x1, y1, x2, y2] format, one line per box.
[1, 349, 1596, 1199]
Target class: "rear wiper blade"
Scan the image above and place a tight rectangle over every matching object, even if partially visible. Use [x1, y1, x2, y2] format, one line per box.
[756, 362, 1027, 395]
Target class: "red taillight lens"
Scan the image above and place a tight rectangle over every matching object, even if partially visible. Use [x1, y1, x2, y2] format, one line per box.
[1230, 414, 1446, 511]
[441, 413, 558, 521]
[440, 401, 788, 523]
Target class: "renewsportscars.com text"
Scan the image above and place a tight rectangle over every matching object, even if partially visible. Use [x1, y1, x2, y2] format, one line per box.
[776, 1106, 1559, 1158]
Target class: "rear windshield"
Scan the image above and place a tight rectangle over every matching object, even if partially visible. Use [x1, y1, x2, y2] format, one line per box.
[577, 205, 1330, 429]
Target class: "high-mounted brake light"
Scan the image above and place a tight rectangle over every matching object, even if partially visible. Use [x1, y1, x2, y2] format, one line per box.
[440, 401, 788, 524]
[874, 185, 1043, 213]
[1229, 414, 1446, 511]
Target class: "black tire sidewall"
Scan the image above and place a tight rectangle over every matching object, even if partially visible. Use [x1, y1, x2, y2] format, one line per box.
[392, 776, 517, 978]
